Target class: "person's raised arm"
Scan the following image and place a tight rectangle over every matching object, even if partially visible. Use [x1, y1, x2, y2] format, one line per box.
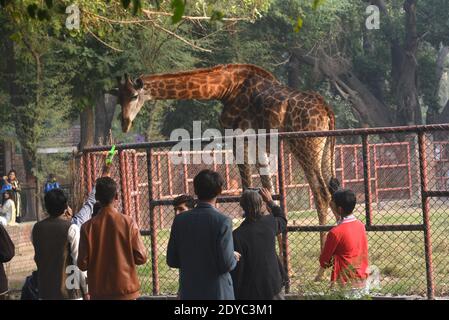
[216, 218, 237, 274]
[260, 188, 287, 235]
[72, 163, 112, 227]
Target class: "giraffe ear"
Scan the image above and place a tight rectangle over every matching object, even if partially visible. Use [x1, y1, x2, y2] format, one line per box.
[134, 78, 144, 90]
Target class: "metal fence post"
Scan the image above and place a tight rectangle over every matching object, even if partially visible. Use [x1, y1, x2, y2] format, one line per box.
[132, 151, 140, 226]
[146, 147, 160, 295]
[86, 152, 92, 193]
[418, 132, 435, 300]
[362, 134, 373, 225]
[118, 150, 128, 216]
[277, 138, 291, 293]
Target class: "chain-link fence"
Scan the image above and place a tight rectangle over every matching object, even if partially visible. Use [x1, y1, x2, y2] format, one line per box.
[73, 124, 449, 299]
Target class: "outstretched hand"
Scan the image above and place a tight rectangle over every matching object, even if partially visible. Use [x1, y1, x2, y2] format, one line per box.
[259, 188, 273, 204]
[63, 206, 73, 220]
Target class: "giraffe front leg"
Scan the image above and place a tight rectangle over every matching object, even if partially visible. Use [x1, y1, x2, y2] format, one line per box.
[237, 163, 252, 190]
[233, 139, 252, 190]
[257, 152, 274, 193]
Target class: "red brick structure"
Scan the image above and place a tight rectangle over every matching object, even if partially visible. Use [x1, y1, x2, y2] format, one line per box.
[3, 223, 36, 281]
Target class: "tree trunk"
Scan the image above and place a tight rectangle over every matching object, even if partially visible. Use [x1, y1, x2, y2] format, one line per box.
[426, 46, 449, 125]
[439, 100, 449, 123]
[103, 93, 117, 142]
[94, 93, 117, 145]
[80, 106, 95, 150]
[94, 96, 106, 145]
[291, 48, 395, 128]
[4, 32, 38, 180]
[395, 0, 421, 125]
[287, 54, 301, 89]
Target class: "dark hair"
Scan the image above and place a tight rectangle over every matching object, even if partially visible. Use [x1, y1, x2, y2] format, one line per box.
[44, 189, 68, 217]
[2, 190, 14, 206]
[8, 169, 17, 179]
[240, 190, 264, 221]
[332, 189, 356, 216]
[92, 202, 103, 218]
[193, 170, 224, 201]
[95, 177, 117, 205]
[173, 194, 195, 209]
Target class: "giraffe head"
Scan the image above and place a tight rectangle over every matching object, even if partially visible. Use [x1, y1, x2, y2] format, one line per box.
[116, 74, 147, 133]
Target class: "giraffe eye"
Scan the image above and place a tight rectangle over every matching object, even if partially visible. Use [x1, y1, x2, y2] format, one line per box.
[131, 94, 138, 100]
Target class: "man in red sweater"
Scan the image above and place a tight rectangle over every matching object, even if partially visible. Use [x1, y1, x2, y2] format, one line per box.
[316, 189, 369, 298]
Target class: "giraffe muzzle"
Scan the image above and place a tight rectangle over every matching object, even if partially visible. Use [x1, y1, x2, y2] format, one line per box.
[122, 118, 132, 133]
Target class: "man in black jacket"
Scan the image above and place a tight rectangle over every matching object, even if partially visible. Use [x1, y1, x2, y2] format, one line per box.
[0, 224, 15, 300]
[231, 188, 287, 300]
[167, 169, 238, 300]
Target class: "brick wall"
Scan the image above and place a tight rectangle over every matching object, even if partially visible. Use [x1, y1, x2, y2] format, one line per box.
[4, 222, 36, 277]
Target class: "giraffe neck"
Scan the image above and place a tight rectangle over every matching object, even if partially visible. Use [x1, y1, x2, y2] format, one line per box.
[140, 67, 234, 102]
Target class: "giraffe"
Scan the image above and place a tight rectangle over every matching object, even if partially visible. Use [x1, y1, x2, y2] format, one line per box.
[116, 64, 339, 246]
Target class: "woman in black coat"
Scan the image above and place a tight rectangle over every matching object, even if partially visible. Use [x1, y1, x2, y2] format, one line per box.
[231, 188, 287, 300]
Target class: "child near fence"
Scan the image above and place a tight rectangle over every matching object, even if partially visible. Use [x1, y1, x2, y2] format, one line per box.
[315, 189, 370, 299]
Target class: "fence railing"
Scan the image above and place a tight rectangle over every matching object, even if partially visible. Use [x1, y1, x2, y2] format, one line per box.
[74, 124, 449, 299]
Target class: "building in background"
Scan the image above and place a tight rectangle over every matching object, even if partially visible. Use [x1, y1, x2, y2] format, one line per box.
[0, 125, 80, 222]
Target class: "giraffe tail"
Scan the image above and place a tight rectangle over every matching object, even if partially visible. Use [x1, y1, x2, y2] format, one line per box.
[324, 104, 340, 195]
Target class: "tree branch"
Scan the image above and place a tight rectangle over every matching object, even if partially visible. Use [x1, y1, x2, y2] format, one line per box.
[141, 9, 251, 22]
[82, 9, 212, 53]
[143, 12, 212, 52]
[85, 25, 124, 52]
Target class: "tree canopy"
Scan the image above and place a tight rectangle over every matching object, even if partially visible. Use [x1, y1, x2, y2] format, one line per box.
[1, 0, 449, 183]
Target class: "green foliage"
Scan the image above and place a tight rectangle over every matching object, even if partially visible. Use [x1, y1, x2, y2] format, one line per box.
[171, 0, 186, 23]
[312, 0, 325, 10]
[293, 17, 303, 33]
[160, 100, 222, 137]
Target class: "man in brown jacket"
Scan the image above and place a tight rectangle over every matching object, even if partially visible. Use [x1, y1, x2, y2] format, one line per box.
[78, 177, 147, 300]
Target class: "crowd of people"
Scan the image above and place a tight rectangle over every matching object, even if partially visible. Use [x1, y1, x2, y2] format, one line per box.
[0, 164, 369, 300]
[167, 169, 369, 300]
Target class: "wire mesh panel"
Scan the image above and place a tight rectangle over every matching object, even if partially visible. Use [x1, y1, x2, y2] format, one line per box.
[424, 131, 449, 297]
[73, 125, 449, 299]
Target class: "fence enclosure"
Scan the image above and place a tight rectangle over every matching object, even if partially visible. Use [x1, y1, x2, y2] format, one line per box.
[73, 124, 449, 299]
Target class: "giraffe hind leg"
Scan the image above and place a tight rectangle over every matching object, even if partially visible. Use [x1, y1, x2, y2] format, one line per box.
[289, 137, 332, 248]
[321, 135, 340, 215]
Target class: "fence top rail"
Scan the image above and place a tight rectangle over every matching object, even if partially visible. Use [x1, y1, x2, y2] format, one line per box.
[81, 123, 449, 153]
